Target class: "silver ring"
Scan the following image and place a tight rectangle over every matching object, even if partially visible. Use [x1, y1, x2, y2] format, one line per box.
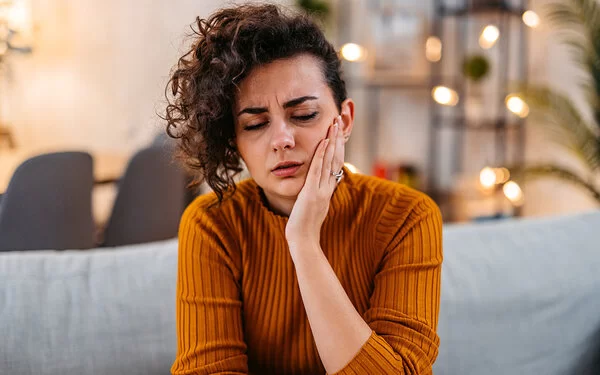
[331, 169, 344, 183]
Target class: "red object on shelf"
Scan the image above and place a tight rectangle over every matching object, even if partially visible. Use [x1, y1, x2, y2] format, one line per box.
[372, 161, 388, 179]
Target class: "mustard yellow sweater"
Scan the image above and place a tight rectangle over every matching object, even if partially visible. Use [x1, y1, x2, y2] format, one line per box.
[172, 169, 443, 375]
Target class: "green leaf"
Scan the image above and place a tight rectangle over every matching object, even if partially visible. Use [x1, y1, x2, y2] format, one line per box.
[510, 164, 600, 203]
[517, 85, 600, 171]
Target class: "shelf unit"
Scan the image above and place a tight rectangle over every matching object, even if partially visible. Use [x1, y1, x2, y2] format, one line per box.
[338, 0, 529, 221]
[427, 0, 529, 221]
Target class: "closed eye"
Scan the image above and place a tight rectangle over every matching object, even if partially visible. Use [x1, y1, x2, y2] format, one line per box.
[244, 122, 267, 131]
[292, 112, 318, 122]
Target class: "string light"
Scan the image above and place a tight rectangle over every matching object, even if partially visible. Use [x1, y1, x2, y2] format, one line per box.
[340, 43, 366, 62]
[503, 181, 524, 206]
[505, 94, 530, 118]
[344, 162, 360, 174]
[432, 86, 459, 106]
[425, 36, 442, 62]
[495, 167, 511, 184]
[479, 167, 497, 189]
[522, 10, 540, 28]
[479, 25, 499, 49]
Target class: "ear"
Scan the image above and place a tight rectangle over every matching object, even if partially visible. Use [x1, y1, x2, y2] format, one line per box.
[339, 98, 354, 144]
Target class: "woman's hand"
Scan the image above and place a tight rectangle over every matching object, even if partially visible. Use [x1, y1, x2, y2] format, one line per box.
[285, 115, 345, 255]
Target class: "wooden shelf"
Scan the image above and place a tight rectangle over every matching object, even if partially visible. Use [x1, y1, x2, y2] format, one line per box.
[347, 75, 470, 90]
[440, 2, 525, 17]
[433, 116, 526, 131]
[347, 75, 430, 90]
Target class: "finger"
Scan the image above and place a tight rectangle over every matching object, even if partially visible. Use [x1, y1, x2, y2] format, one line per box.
[306, 137, 329, 192]
[331, 115, 345, 178]
[321, 122, 338, 188]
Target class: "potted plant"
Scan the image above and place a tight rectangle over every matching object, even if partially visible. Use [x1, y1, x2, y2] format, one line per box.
[296, 0, 330, 21]
[513, 0, 600, 203]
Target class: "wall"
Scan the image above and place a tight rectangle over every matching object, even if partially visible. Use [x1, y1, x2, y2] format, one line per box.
[3, 0, 598, 217]
[3, 0, 289, 152]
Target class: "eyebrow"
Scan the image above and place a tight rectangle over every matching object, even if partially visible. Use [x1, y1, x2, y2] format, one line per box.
[236, 96, 318, 117]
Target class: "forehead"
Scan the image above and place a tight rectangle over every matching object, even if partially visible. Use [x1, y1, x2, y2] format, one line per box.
[235, 54, 329, 107]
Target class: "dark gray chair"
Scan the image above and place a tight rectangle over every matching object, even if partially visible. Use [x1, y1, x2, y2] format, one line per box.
[151, 131, 171, 148]
[152, 131, 200, 205]
[101, 145, 186, 247]
[0, 151, 96, 251]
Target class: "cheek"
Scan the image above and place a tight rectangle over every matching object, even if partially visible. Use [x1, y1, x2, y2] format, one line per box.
[236, 138, 265, 169]
[315, 117, 333, 141]
[234, 139, 251, 163]
[304, 130, 327, 156]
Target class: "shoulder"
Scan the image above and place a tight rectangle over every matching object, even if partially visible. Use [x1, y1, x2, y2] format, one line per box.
[345, 171, 439, 217]
[177, 181, 257, 275]
[343, 174, 442, 259]
[180, 178, 258, 232]
[342, 172, 441, 249]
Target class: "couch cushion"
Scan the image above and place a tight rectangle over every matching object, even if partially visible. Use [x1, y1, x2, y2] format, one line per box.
[435, 211, 600, 375]
[2, 211, 600, 375]
[0, 239, 178, 375]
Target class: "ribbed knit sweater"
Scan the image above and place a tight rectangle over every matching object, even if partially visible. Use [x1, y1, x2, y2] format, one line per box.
[172, 169, 443, 375]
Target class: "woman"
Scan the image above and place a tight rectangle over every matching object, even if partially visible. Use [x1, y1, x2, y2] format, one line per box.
[165, 4, 442, 375]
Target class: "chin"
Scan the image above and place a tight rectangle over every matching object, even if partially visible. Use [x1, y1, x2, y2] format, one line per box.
[272, 176, 304, 198]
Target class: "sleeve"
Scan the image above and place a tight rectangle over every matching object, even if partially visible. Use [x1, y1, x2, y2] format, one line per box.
[171, 204, 249, 375]
[332, 194, 443, 375]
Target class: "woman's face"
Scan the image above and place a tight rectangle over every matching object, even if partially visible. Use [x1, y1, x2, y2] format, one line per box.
[233, 54, 353, 211]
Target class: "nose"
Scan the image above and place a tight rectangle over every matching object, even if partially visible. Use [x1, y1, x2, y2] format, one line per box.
[270, 119, 295, 152]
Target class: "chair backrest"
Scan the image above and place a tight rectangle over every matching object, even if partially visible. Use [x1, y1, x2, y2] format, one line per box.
[0, 151, 95, 251]
[152, 132, 202, 205]
[151, 131, 171, 147]
[101, 145, 186, 247]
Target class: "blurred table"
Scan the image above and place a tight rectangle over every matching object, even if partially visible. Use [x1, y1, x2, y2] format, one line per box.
[0, 148, 131, 225]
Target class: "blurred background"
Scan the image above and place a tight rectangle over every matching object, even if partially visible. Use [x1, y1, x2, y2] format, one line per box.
[0, 0, 598, 231]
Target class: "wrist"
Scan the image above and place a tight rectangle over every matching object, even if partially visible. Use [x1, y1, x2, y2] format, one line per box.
[288, 240, 322, 265]
[285, 231, 319, 251]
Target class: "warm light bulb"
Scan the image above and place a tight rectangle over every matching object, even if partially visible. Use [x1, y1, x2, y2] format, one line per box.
[432, 86, 459, 106]
[425, 36, 442, 62]
[505, 94, 530, 118]
[480, 167, 497, 188]
[344, 162, 360, 174]
[503, 181, 524, 205]
[495, 167, 510, 184]
[7, 0, 30, 34]
[479, 25, 500, 49]
[522, 10, 540, 28]
[340, 43, 366, 62]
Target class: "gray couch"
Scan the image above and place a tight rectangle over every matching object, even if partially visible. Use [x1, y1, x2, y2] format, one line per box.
[1, 210, 599, 375]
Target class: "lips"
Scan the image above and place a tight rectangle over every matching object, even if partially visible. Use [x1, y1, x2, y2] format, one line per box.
[272, 161, 303, 171]
[272, 161, 304, 177]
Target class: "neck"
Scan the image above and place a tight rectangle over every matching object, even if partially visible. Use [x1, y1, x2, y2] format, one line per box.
[261, 190, 296, 217]
[268, 196, 296, 217]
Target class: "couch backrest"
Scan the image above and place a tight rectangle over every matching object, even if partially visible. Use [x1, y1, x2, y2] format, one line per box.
[1, 211, 600, 375]
[0, 239, 178, 375]
[435, 210, 600, 375]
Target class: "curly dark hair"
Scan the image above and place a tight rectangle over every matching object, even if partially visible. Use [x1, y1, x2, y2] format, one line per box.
[163, 3, 347, 203]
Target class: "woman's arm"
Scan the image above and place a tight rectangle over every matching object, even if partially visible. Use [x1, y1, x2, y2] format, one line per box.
[290, 242, 372, 373]
[171, 203, 248, 375]
[287, 117, 442, 374]
[291, 197, 442, 375]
